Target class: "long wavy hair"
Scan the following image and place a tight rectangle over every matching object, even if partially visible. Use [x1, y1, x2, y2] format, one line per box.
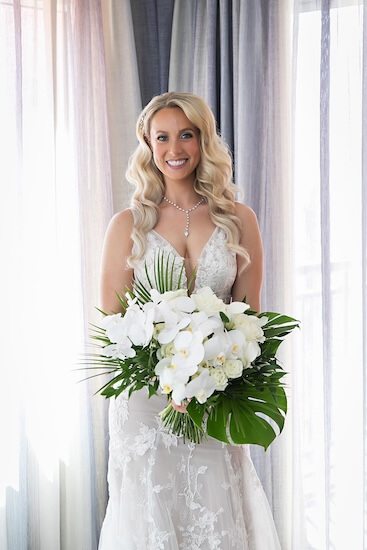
[126, 91, 250, 267]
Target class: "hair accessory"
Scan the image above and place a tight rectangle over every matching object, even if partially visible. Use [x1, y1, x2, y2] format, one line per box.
[139, 114, 145, 133]
[162, 196, 205, 237]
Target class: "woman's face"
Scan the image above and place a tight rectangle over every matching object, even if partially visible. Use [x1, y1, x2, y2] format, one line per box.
[148, 107, 201, 187]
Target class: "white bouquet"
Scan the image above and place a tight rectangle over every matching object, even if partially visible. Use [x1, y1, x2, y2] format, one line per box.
[85, 254, 298, 449]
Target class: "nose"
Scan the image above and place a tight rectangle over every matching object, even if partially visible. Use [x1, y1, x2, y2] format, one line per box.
[169, 138, 183, 155]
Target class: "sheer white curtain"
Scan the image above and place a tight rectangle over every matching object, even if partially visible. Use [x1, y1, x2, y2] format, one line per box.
[0, 1, 114, 548]
[292, 1, 366, 548]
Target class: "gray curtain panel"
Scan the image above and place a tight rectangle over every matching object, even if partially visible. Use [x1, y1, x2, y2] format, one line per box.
[128, 1, 291, 544]
[130, 0, 175, 106]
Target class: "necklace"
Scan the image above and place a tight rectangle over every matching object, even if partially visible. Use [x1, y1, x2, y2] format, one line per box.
[163, 195, 205, 237]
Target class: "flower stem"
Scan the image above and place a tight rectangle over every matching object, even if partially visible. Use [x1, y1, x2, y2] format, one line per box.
[159, 404, 205, 444]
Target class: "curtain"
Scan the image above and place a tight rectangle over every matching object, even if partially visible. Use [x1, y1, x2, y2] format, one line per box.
[0, 1, 113, 548]
[167, 2, 293, 545]
[4, 1, 365, 549]
[0, 1, 293, 548]
[292, 1, 367, 548]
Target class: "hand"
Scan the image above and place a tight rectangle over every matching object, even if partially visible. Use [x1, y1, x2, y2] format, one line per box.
[171, 398, 191, 414]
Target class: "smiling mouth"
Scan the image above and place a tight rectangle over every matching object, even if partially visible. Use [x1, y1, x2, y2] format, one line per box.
[166, 159, 188, 167]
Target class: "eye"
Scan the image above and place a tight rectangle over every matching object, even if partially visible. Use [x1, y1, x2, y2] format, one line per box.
[181, 132, 193, 139]
[157, 135, 168, 141]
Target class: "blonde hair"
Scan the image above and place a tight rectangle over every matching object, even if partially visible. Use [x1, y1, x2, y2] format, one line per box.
[126, 91, 250, 267]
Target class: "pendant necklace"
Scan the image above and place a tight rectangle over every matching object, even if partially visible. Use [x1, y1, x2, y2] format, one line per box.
[162, 195, 205, 237]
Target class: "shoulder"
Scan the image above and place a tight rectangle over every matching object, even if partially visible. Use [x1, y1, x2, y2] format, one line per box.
[106, 208, 134, 235]
[234, 201, 257, 222]
[234, 202, 262, 246]
[103, 208, 135, 253]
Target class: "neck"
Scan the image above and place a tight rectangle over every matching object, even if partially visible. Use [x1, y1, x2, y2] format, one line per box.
[163, 183, 200, 209]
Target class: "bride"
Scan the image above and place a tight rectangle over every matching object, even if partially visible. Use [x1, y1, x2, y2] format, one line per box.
[98, 91, 281, 549]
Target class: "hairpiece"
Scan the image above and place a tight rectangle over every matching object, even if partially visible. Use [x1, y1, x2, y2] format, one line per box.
[139, 114, 145, 133]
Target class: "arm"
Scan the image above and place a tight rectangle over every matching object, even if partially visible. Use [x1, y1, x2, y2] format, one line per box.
[99, 209, 135, 314]
[231, 203, 263, 312]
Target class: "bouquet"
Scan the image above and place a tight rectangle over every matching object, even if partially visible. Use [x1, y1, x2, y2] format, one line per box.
[85, 253, 299, 450]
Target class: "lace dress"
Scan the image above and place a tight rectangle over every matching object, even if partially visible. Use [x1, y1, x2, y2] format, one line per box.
[98, 227, 281, 550]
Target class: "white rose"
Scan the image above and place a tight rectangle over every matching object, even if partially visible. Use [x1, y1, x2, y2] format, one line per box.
[149, 288, 187, 304]
[233, 314, 267, 343]
[160, 289, 187, 302]
[223, 358, 243, 379]
[153, 322, 165, 340]
[157, 342, 176, 359]
[192, 286, 225, 315]
[209, 366, 228, 391]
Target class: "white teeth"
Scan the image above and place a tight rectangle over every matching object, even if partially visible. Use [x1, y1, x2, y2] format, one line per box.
[167, 159, 186, 167]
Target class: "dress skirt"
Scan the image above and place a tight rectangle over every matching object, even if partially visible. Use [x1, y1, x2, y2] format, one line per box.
[98, 389, 281, 550]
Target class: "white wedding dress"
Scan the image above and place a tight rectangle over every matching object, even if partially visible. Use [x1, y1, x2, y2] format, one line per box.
[98, 227, 281, 550]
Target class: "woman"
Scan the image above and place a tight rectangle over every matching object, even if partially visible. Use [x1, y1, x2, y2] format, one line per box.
[98, 92, 280, 549]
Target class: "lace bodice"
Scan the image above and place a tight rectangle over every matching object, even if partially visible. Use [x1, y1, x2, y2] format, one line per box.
[133, 226, 237, 303]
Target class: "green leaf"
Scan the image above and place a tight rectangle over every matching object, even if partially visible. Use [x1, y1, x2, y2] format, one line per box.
[177, 260, 185, 290]
[144, 261, 153, 289]
[187, 266, 197, 292]
[260, 338, 283, 357]
[158, 250, 164, 292]
[262, 312, 299, 328]
[219, 311, 230, 324]
[133, 278, 151, 303]
[263, 326, 298, 339]
[186, 399, 206, 428]
[148, 383, 158, 398]
[165, 254, 173, 291]
[169, 256, 176, 290]
[229, 403, 277, 449]
[206, 397, 231, 444]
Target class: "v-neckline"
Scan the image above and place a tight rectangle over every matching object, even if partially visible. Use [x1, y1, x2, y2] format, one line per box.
[150, 226, 218, 261]
[150, 226, 219, 291]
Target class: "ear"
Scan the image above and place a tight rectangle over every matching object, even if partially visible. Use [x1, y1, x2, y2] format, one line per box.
[144, 135, 151, 148]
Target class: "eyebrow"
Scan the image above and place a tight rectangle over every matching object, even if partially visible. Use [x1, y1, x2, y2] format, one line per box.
[154, 127, 196, 134]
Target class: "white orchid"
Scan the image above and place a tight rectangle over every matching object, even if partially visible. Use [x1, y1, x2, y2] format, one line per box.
[171, 330, 205, 370]
[185, 369, 216, 404]
[151, 300, 191, 344]
[103, 315, 128, 344]
[186, 311, 222, 339]
[226, 329, 247, 359]
[243, 340, 261, 365]
[99, 313, 123, 330]
[124, 304, 154, 347]
[155, 359, 187, 398]
[156, 315, 191, 345]
[226, 300, 250, 315]
[155, 355, 197, 405]
[203, 333, 229, 364]
[101, 339, 136, 360]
